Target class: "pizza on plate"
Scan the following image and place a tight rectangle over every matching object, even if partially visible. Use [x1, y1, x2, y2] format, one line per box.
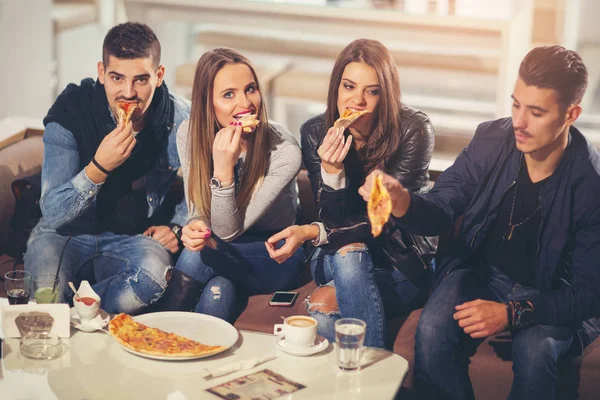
[334, 108, 370, 129]
[116, 101, 138, 126]
[108, 313, 226, 358]
[239, 114, 260, 133]
[367, 174, 392, 237]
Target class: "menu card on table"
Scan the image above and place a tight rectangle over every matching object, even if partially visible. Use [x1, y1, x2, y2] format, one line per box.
[206, 369, 306, 399]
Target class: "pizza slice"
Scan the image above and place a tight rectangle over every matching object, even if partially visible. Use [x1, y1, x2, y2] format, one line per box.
[334, 108, 370, 130]
[108, 313, 226, 358]
[367, 174, 392, 237]
[238, 114, 260, 133]
[116, 102, 138, 126]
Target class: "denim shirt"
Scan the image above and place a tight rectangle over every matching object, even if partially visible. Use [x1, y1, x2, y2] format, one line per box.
[37, 94, 191, 233]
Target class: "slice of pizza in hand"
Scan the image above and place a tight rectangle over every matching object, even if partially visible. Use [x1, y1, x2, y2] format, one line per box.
[367, 174, 392, 237]
[239, 114, 260, 133]
[116, 102, 138, 126]
[108, 313, 226, 358]
[334, 108, 370, 130]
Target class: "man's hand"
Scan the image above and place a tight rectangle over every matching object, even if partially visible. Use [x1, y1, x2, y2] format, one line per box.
[181, 219, 212, 252]
[95, 121, 136, 172]
[144, 225, 179, 254]
[212, 122, 243, 183]
[358, 170, 411, 218]
[318, 127, 352, 174]
[265, 225, 318, 264]
[453, 299, 508, 339]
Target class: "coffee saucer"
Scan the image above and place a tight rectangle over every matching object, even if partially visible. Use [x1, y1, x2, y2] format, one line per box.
[70, 307, 110, 333]
[274, 335, 329, 356]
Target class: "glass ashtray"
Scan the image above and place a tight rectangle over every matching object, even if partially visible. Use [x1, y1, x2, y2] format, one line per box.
[20, 332, 64, 360]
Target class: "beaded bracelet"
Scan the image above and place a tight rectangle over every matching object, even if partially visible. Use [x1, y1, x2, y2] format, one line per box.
[506, 300, 535, 331]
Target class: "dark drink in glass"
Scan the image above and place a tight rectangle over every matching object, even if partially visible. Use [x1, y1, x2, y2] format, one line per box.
[4, 270, 31, 305]
[7, 289, 30, 305]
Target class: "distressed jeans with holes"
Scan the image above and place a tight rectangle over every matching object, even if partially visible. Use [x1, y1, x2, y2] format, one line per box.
[173, 234, 306, 323]
[307, 244, 431, 349]
[24, 223, 172, 314]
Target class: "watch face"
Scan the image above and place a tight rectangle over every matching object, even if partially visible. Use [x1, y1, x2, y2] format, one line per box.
[210, 177, 220, 189]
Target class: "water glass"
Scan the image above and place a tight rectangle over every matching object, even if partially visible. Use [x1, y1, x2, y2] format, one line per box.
[335, 318, 366, 370]
[4, 271, 31, 305]
[33, 273, 60, 304]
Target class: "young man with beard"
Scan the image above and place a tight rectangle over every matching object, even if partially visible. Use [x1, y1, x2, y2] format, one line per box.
[24, 22, 190, 314]
[359, 46, 600, 400]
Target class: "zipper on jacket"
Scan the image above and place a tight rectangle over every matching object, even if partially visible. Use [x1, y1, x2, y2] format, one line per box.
[469, 181, 516, 250]
[411, 243, 428, 270]
[328, 222, 368, 233]
[443, 181, 516, 278]
[534, 194, 543, 287]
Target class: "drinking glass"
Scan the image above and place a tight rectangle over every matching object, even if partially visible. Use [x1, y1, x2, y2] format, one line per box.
[335, 318, 366, 370]
[33, 273, 60, 304]
[5, 271, 31, 305]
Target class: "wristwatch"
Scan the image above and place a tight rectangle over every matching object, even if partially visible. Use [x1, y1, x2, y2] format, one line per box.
[170, 224, 182, 240]
[210, 176, 233, 190]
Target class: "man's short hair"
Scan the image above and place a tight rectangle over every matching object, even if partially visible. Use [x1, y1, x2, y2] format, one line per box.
[102, 22, 161, 68]
[519, 45, 588, 108]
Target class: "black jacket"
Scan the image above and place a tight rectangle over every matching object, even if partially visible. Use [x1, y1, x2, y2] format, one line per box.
[399, 118, 600, 337]
[301, 106, 437, 281]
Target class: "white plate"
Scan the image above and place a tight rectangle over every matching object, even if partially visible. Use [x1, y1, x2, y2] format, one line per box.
[70, 307, 110, 333]
[112, 311, 239, 361]
[274, 335, 329, 356]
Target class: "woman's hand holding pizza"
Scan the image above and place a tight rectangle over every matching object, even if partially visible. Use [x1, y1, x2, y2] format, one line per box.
[359, 170, 411, 218]
[318, 127, 353, 174]
[212, 122, 243, 184]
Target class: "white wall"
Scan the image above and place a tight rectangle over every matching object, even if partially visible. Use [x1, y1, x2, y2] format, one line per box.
[0, 0, 53, 120]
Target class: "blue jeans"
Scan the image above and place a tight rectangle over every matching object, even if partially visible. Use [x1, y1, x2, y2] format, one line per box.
[415, 265, 598, 400]
[174, 235, 306, 323]
[307, 244, 431, 349]
[24, 223, 172, 314]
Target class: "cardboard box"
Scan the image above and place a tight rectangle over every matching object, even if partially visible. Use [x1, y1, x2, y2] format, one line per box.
[0, 117, 44, 151]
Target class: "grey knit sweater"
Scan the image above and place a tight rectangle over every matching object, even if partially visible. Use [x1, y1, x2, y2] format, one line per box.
[176, 120, 301, 241]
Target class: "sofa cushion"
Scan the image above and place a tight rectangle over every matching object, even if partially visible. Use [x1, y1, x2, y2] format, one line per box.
[0, 136, 44, 254]
[235, 280, 317, 333]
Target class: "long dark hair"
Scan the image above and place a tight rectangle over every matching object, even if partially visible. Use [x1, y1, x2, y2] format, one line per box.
[325, 39, 402, 173]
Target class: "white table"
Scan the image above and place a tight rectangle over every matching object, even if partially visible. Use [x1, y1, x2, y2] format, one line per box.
[0, 329, 408, 399]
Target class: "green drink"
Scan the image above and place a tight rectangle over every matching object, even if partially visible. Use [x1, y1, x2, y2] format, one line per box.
[35, 287, 59, 304]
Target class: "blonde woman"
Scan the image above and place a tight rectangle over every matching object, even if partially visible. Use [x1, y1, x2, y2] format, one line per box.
[158, 48, 305, 321]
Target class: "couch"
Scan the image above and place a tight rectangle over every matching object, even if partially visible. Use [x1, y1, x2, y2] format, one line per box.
[1, 135, 599, 399]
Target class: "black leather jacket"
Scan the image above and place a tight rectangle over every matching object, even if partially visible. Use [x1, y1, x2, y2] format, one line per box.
[301, 105, 437, 281]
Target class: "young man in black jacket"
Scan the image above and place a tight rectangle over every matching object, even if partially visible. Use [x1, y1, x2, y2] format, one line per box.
[360, 46, 600, 399]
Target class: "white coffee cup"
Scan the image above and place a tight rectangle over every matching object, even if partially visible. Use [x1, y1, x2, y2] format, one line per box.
[273, 316, 318, 349]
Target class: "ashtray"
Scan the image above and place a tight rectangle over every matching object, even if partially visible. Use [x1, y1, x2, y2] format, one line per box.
[20, 332, 64, 360]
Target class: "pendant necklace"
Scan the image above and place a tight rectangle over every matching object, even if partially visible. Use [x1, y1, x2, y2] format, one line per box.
[504, 153, 541, 241]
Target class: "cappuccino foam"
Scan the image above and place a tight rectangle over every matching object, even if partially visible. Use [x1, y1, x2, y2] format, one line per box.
[287, 317, 316, 327]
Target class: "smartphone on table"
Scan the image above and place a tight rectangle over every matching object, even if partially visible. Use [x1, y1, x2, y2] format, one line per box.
[269, 291, 298, 307]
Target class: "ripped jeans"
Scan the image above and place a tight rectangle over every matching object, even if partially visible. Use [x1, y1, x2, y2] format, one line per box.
[307, 244, 431, 349]
[174, 234, 306, 323]
[24, 222, 172, 314]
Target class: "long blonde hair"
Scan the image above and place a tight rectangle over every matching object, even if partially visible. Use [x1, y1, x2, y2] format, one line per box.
[187, 48, 271, 220]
